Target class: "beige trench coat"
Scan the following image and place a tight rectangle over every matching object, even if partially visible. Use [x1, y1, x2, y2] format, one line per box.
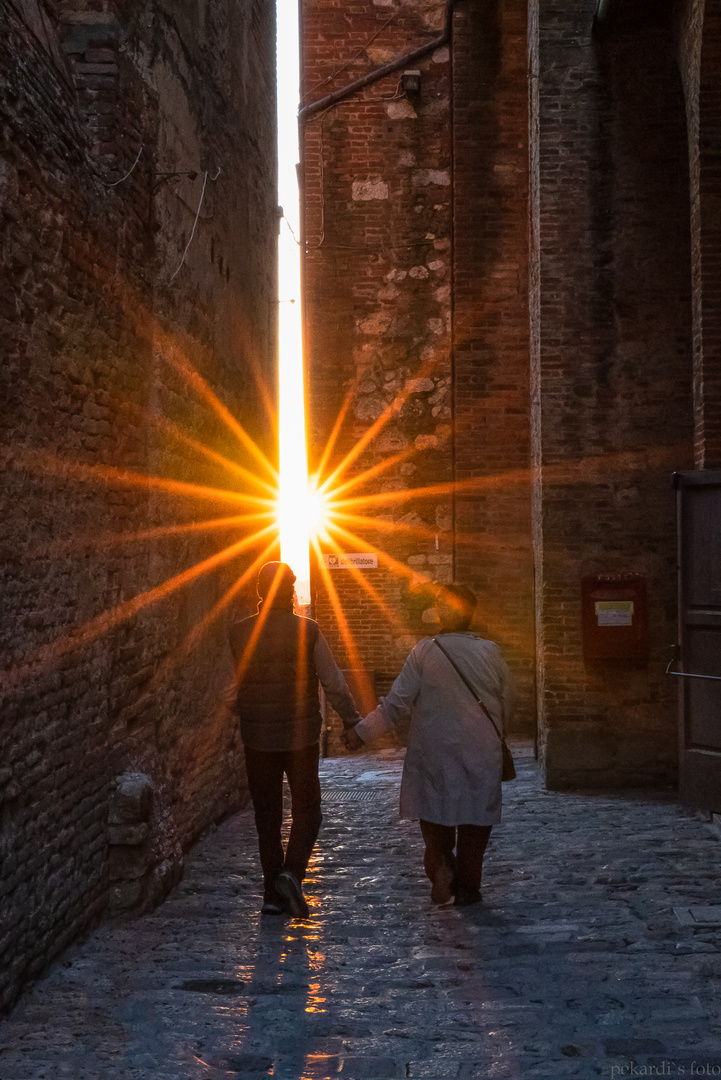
[354, 633, 515, 826]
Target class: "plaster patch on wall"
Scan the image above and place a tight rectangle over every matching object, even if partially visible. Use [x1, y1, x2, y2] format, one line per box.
[413, 169, 450, 187]
[357, 310, 393, 334]
[352, 177, 389, 201]
[395, 634, 419, 654]
[354, 396, 386, 420]
[428, 552, 452, 566]
[387, 100, 417, 120]
[435, 504, 453, 530]
[367, 46, 396, 63]
[420, 4, 445, 30]
[397, 511, 427, 529]
[376, 429, 409, 452]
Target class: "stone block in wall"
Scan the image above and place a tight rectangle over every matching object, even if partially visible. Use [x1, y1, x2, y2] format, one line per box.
[108, 773, 153, 825]
[544, 724, 618, 789]
[107, 880, 144, 915]
[146, 856, 184, 910]
[107, 845, 149, 882]
[107, 823, 149, 846]
[105, 771, 187, 917]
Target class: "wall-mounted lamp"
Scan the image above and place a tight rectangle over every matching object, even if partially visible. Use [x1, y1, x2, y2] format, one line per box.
[401, 70, 421, 96]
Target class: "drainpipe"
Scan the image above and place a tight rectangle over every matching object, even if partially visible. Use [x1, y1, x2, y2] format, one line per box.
[298, 0, 463, 120]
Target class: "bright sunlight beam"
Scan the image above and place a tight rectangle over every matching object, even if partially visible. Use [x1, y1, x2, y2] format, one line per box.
[277, 0, 317, 606]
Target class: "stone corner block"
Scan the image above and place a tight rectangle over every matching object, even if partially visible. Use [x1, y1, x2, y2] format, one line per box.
[108, 772, 153, 825]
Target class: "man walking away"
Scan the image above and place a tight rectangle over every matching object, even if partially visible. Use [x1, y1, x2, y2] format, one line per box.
[230, 562, 361, 917]
[343, 583, 515, 907]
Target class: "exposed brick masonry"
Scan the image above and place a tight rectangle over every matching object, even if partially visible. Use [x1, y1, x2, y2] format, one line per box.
[301, 0, 456, 752]
[0, 0, 276, 1011]
[302, 0, 712, 790]
[530, 0, 694, 785]
[451, 0, 534, 731]
[301, 0, 535, 751]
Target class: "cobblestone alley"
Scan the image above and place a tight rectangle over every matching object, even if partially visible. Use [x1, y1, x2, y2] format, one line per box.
[1, 746, 720, 1080]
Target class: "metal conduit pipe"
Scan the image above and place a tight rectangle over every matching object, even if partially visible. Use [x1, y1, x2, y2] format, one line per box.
[298, 0, 464, 121]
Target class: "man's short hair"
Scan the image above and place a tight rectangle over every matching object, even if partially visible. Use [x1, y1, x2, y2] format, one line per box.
[257, 561, 296, 600]
[440, 582, 477, 628]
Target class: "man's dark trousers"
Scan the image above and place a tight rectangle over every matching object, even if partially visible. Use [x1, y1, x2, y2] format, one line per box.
[244, 743, 322, 904]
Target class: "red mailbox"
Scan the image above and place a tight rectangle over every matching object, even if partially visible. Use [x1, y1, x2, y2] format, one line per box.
[581, 573, 648, 662]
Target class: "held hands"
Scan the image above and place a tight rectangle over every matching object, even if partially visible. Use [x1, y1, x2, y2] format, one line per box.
[342, 726, 365, 752]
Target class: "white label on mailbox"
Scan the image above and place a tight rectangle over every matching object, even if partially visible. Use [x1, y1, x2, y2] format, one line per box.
[595, 600, 634, 627]
[323, 553, 378, 569]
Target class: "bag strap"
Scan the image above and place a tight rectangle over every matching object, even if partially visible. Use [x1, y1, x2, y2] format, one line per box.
[433, 637, 504, 744]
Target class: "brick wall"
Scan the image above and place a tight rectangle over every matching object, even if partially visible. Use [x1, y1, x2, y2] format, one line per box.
[676, 0, 704, 472]
[451, 0, 534, 731]
[530, 0, 694, 787]
[0, 0, 276, 1011]
[301, 0, 705, 788]
[301, 0, 456, 752]
[677, 0, 721, 467]
[301, 0, 534, 748]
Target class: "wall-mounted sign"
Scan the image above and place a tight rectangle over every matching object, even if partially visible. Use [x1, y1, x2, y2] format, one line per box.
[595, 600, 634, 627]
[322, 553, 378, 569]
[581, 573, 647, 662]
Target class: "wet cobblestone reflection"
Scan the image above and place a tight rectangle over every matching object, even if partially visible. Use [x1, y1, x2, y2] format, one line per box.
[1, 747, 721, 1078]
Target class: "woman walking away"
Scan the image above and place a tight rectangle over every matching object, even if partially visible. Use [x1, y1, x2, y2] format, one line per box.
[343, 583, 515, 906]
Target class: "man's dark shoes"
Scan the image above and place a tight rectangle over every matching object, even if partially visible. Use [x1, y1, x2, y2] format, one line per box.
[260, 900, 285, 916]
[430, 858, 455, 905]
[275, 870, 310, 918]
[454, 888, 482, 907]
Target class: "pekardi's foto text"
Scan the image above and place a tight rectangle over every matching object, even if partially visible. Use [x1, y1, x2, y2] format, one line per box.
[610, 1065, 721, 1077]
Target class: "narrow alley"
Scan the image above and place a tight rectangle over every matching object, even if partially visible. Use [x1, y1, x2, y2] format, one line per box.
[1, 746, 719, 1080]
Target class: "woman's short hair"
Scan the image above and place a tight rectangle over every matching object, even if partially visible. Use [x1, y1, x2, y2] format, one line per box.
[439, 582, 477, 628]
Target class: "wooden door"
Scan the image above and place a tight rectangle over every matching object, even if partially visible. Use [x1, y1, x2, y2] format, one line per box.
[674, 471, 721, 811]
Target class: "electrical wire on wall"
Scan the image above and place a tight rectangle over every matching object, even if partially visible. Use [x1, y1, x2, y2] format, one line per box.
[102, 146, 143, 188]
[168, 167, 222, 283]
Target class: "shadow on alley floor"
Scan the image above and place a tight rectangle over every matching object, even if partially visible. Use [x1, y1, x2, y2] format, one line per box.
[1, 745, 721, 1080]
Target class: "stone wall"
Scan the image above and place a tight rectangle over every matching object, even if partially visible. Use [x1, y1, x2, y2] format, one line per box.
[530, 0, 694, 787]
[0, 0, 276, 1011]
